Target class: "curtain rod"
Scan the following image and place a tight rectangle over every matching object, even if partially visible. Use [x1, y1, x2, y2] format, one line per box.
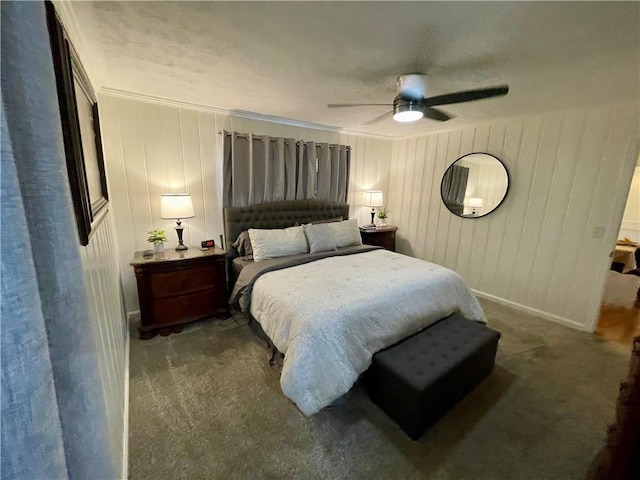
[217, 130, 350, 150]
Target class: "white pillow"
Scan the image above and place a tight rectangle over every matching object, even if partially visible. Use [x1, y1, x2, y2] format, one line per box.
[303, 223, 338, 254]
[248, 226, 309, 261]
[327, 218, 362, 248]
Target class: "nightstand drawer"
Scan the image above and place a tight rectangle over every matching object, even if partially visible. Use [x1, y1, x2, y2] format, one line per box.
[151, 265, 219, 298]
[153, 289, 218, 325]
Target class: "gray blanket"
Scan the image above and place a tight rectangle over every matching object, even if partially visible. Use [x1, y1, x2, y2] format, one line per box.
[229, 245, 381, 311]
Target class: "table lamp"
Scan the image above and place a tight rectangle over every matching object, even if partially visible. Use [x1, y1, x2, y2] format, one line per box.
[469, 197, 483, 216]
[364, 190, 384, 226]
[161, 193, 195, 250]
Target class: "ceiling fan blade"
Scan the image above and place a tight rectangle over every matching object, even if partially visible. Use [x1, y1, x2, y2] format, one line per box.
[422, 107, 452, 122]
[327, 103, 393, 108]
[423, 85, 509, 107]
[362, 111, 394, 125]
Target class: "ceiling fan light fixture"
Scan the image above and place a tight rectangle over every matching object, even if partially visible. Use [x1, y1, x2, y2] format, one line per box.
[328, 73, 508, 126]
[393, 99, 424, 123]
[393, 110, 423, 122]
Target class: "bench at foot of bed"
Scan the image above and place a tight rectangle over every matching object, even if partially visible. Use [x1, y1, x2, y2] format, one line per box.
[362, 313, 501, 440]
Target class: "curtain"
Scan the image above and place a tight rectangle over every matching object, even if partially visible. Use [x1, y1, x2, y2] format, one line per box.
[1, 3, 117, 479]
[316, 142, 350, 203]
[442, 164, 469, 215]
[223, 131, 350, 207]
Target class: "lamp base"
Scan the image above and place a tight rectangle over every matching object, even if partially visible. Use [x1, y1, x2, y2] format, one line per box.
[175, 220, 188, 251]
[370, 208, 376, 227]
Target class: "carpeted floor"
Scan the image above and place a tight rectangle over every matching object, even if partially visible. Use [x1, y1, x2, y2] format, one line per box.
[128, 299, 631, 479]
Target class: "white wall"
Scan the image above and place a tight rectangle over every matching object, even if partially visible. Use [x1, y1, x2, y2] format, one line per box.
[618, 166, 640, 242]
[388, 102, 639, 331]
[78, 212, 128, 477]
[341, 131, 392, 226]
[99, 93, 391, 313]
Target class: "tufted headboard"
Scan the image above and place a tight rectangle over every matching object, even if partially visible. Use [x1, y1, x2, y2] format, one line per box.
[224, 199, 349, 252]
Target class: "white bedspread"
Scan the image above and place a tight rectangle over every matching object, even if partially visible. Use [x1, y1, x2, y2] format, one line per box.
[250, 249, 485, 416]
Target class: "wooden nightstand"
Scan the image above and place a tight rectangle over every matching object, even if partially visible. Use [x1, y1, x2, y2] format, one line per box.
[360, 225, 398, 252]
[130, 247, 229, 339]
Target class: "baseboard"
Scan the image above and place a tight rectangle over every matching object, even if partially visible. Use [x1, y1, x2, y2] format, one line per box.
[121, 325, 130, 479]
[471, 289, 593, 333]
[126, 310, 140, 322]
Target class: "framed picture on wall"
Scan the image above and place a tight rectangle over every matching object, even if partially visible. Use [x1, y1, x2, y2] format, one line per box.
[46, 1, 109, 246]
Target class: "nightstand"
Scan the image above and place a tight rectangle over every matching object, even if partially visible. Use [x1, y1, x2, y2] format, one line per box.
[130, 247, 229, 339]
[359, 225, 398, 252]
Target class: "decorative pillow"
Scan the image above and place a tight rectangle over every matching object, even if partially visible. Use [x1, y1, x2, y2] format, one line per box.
[327, 218, 363, 248]
[249, 226, 309, 261]
[303, 224, 338, 254]
[232, 231, 254, 259]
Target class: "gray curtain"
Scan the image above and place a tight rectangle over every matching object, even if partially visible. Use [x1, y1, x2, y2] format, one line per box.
[1, 3, 117, 479]
[315, 141, 350, 203]
[223, 131, 350, 207]
[441, 164, 469, 215]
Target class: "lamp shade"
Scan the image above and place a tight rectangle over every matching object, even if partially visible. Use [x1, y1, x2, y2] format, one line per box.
[468, 197, 484, 208]
[364, 190, 384, 207]
[161, 194, 194, 219]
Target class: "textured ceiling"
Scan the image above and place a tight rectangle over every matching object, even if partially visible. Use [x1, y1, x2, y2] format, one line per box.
[69, 1, 639, 137]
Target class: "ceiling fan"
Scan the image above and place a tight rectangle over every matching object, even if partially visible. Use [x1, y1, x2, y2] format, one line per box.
[328, 74, 509, 125]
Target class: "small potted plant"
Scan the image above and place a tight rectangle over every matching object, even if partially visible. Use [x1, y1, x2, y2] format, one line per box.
[376, 207, 388, 226]
[147, 229, 167, 253]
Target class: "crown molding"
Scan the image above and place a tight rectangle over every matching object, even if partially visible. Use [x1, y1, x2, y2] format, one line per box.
[391, 99, 637, 142]
[100, 88, 341, 132]
[99, 88, 394, 140]
[52, 0, 104, 90]
[337, 128, 394, 140]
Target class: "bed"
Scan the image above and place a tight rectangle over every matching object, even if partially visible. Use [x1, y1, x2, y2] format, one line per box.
[224, 199, 485, 416]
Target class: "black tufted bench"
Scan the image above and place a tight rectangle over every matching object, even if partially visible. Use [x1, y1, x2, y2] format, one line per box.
[363, 313, 500, 440]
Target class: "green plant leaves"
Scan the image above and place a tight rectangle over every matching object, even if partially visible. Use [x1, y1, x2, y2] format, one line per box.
[147, 229, 167, 244]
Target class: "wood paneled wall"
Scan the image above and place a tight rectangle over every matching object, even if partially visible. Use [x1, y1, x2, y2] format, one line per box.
[388, 103, 639, 330]
[78, 212, 128, 477]
[99, 94, 391, 313]
[100, 92, 637, 332]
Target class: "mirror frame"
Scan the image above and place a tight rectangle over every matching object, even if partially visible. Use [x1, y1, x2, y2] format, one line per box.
[440, 152, 509, 219]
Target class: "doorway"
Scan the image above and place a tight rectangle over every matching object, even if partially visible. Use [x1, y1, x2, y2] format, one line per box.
[595, 165, 640, 349]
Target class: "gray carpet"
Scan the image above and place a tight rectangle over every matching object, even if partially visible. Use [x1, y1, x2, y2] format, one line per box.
[128, 299, 630, 479]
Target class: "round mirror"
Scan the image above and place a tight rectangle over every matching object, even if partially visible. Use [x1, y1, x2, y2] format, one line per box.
[440, 153, 509, 218]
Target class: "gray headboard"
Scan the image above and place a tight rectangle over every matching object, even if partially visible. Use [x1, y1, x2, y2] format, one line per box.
[224, 199, 349, 251]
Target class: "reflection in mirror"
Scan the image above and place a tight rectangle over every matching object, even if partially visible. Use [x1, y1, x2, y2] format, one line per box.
[441, 153, 509, 218]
